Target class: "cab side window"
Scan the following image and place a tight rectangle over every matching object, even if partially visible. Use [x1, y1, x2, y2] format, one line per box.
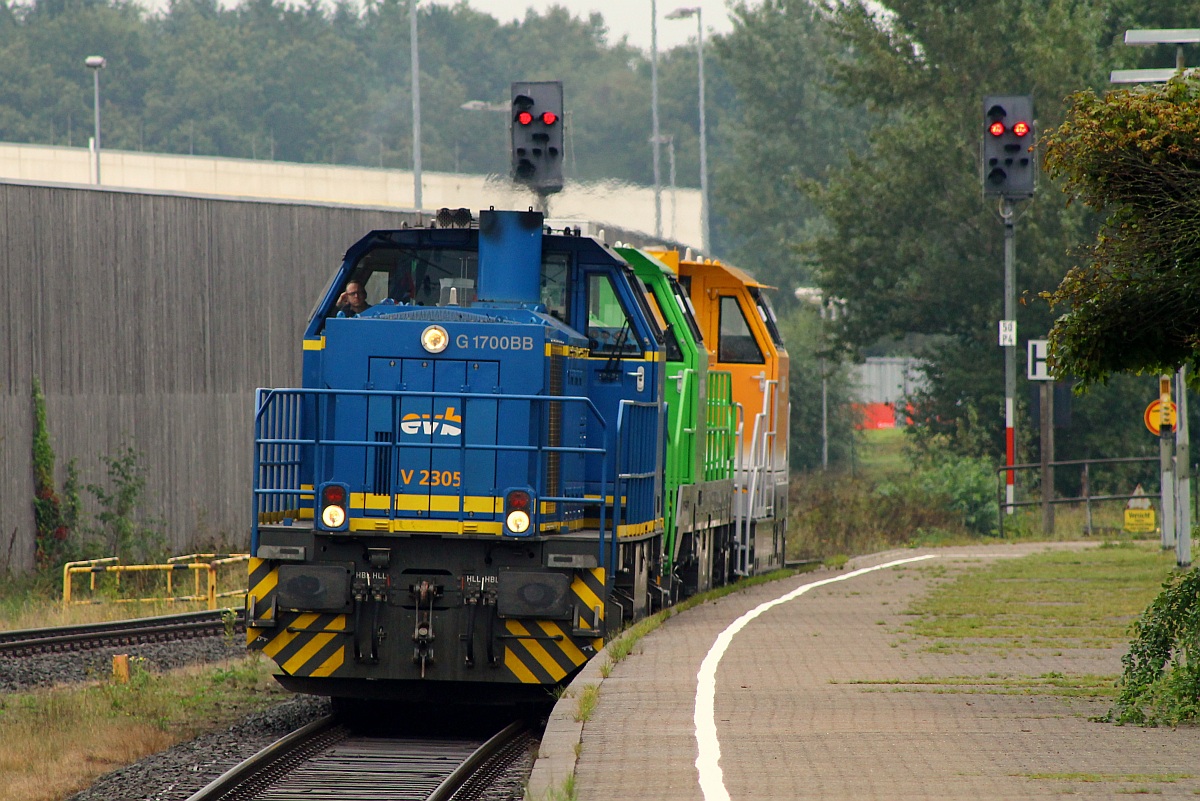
[586, 273, 641, 356]
[718, 296, 764, 364]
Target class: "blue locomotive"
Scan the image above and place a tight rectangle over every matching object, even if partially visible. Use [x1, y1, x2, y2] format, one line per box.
[246, 209, 788, 705]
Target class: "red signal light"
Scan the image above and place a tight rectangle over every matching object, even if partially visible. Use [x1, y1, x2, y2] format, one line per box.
[1012, 120, 1030, 137]
[988, 121, 1005, 136]
[541, 111, 558, 125]
[322, 485, 345, 505]
[506, 490, 530, 510]
[517, 111, 533, 125]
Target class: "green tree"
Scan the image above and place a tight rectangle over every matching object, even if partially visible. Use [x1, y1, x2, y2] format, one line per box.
[1043, 75, 1200, 385]
[799, 0, 1126, 459]
[712, 0, 868, 292]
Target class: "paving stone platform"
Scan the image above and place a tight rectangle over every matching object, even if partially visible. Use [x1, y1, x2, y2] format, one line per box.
[526, 543, 1200, 801]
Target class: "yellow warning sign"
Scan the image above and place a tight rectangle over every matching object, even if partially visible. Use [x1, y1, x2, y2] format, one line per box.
[1124, 508, 1157, 534]
[1144, 400, 1177, 436]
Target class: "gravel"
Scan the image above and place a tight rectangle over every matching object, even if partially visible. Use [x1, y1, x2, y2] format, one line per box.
[65, 694, 332, 801]
[3, 636, 535, 801]
[0, 635, 248, 693]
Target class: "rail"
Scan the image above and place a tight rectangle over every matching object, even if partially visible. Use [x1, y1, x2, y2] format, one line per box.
[62, 554, 250, 610]
[996, 456, 1160, 536]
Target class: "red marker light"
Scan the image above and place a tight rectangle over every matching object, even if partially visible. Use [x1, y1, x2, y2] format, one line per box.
[988, 121, 1005, 136]
[323, 485, 345, 504]
[517, 111, 533, 125]
[1012, 120, 1030, 137]
[541, 111, 559, 125]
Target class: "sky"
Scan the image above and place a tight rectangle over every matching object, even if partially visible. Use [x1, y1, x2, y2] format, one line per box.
[133, 0, 737, 53]
[475, 0, 736, 52]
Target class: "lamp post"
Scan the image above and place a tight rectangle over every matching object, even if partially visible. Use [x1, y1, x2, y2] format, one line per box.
[650, 134, 676, 238]
[85, 55, 106, 185]
[666, 6, 709, 252]
[410, 0, 422, 210]
[795, 287, 843, 470]
[1110, 28, 1195, 568]
[651, 0, 662, 238]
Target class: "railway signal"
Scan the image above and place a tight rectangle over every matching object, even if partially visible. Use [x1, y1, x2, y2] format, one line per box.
[511, 80, 564, 195]
[982, 95, 1035, 198]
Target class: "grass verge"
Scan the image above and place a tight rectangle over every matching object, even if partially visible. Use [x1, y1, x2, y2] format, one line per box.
[906, 542, 1179, 654]
[0, 654, 288, 801]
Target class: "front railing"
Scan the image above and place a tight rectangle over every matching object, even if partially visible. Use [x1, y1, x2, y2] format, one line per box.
[705, 371, 737, 482]
[254, 386, 667, 572]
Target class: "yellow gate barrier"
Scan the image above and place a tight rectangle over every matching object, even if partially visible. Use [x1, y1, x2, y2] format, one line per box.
[62, 554, 249, 610]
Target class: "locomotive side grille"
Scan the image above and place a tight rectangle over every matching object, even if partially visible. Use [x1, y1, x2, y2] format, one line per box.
[373, 430, 394, 495]
[547, 353, 564, 498]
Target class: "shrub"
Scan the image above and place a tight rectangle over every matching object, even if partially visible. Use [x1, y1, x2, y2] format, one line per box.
[1108, 567, 1200, 726]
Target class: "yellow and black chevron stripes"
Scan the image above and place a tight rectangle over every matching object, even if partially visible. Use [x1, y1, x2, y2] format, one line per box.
[259, 612, 348, 678]
[503, 620, 589, 684]
[502, 567, 607, 684]
[572, 568, 606, 647]
[246, 557, 278, 645]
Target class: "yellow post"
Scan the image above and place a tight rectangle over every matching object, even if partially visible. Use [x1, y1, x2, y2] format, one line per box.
[112, 654, 130, 683]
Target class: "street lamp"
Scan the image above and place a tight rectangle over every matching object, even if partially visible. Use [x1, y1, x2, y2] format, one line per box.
[1111, 29, 1200, 83]
[410, 0, 422, 210]
[651, 0, 661, 238]
[85, 55, 106, 185]
[795, 287, 845, 470]
[666, 6, 709, 253]
[650, 134, 676, 238]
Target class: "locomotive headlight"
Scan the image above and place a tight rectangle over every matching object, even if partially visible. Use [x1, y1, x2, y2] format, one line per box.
[317, 483, 349, 531]
[420, 325, 449, 354]
[504, 489, 534, 536]
[506, 509, 531, 534]
[321, 504, 346, 528]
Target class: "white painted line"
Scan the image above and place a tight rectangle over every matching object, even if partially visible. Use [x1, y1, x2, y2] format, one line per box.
[693, 555, 939, 801]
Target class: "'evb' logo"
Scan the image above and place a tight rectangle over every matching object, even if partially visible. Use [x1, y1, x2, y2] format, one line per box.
[401, 406, 462, 436]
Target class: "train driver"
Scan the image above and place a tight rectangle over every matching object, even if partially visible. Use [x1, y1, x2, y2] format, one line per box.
[335, 281, 372, 317]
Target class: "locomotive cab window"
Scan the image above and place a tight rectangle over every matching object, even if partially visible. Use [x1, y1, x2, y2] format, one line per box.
[749, 287, 785, 348]
[717, 295, 765, 364]
[669, 276, 704, 346]
[541, 252, 569, 321]
[586, 273, 641, 356]
[639, 279, 683, 362]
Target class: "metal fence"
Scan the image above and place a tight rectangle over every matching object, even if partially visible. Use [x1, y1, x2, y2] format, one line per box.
[996, 456, 1160, 536]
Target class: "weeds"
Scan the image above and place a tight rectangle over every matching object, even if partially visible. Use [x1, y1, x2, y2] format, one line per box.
[86, 445, 165, 563]
[0, 655, 285, 801]
[908, 544, 1174, 653]
[1106, 567, 1200, 726]
[573, 684, 599, 722]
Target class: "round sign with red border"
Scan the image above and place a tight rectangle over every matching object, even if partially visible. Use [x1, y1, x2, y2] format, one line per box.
[1144, 399, 1178, 435]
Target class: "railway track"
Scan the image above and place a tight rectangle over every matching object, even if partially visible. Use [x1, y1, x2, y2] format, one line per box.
[0, 609, 245, 656]
[186, 717, 535, 801]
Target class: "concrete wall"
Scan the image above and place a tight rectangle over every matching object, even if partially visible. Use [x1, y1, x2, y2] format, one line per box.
[0, 182, 424, 572]
[0, 142, 703, 249]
